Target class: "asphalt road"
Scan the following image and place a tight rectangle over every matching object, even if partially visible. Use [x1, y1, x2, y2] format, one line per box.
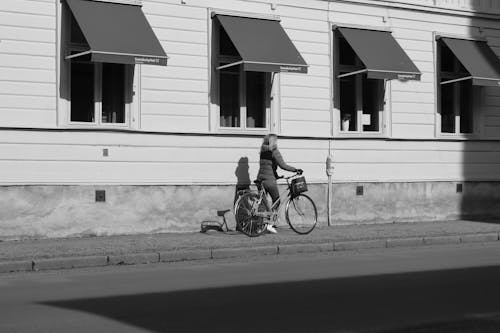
[1, 243, 500, 333]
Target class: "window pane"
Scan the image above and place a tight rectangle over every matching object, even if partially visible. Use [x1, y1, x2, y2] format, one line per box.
[219, 27, 239, 57]
[71, 62, 94, 122]
[459, 80, 473, 134]
[340, 75, 357, 131]
[102, 63, 125, 124]
[441, 83, 455, 133]
[339, 37, 357, 66]
[246, 71, 267, 128]
[220, 66, 240, 127]
[362, 77, 382, 132]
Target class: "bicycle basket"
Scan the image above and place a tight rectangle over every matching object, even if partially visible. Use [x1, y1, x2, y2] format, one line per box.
[290, 176, 308, 197]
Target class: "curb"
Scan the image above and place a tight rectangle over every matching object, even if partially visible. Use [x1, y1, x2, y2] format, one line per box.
[387, 237, 424, 248]
[460, 232, 499, 243]
[0, 260, 33, 273]
[278, 242, 333, 255]
[212, 246, 277, 259]
[423, 235, 461, 245]
[108, 253, 159, 266]
[160, 249, 211, 262]
[34, 256, 108, 271]
[334, 239, 386, 251]
[1, 232, 499, 274]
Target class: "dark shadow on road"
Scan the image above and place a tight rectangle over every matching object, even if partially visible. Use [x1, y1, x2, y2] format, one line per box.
[41, 265, 500, 333]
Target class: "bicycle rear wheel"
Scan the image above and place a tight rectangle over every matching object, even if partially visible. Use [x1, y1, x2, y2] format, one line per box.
[285, 194, 317, 234]
[234, 192, 267, 237]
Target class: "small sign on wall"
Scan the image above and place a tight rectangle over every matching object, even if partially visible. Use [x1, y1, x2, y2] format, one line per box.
[362, 114, 371, 126]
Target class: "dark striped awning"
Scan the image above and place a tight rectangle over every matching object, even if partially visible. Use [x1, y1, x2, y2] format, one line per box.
[440, 37, 500, 87]
[214, 14, 308, 73]
[335, 26, 421, 81]
[65, 0, 167, 66]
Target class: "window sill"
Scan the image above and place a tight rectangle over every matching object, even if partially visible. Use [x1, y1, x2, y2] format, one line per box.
[62, 123, 132, 130]
[216, 128, 270, 136]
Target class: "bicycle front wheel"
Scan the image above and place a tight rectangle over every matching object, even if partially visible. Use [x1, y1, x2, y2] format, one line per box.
[285, 194, 318, 235]
[234, 192, 267, 237]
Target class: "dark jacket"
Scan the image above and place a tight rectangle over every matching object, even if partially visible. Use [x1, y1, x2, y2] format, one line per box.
[257, 144, 296, 181]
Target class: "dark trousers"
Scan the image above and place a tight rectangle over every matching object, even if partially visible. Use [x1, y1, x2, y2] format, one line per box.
[262, 179, 280, 210]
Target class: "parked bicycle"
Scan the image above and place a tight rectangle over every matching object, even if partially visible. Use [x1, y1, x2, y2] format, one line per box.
[234, 171, 318, 237]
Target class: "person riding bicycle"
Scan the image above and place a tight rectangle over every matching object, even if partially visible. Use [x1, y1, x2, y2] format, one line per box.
[256, 133, 302, 234]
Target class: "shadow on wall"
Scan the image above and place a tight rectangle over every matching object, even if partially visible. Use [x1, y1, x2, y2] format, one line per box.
[234, 157, 251, 205]
[460, 1, 500, 222]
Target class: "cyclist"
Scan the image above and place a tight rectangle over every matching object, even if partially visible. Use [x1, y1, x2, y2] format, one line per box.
[256, 133, 302, 234]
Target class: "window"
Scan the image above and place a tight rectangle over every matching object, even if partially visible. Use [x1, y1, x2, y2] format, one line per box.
[214, 20, 271, 131]
[335, 34, 385, 134]
[438, 41, 474, 135]
[66, 10, 130, 126]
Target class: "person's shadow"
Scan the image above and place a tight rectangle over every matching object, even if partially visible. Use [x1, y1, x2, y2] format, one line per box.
[234, 157, 251, 205]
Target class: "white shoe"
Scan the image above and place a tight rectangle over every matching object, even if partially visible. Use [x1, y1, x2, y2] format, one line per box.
[266, 224, 277, 234]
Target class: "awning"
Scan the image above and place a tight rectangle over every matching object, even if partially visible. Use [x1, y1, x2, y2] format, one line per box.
[65, 0, 167, 66]
[440, 37, 500, 87]
[335, 27, 421, 81]
[214, 14, 308, 73]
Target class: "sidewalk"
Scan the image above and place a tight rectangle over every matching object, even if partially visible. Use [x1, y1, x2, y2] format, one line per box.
[1, 220, 500, 273]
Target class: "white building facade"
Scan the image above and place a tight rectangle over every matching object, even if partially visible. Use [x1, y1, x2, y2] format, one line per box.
[1, 0, 500, 239]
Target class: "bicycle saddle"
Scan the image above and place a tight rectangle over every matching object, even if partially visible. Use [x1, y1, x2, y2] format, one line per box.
[217, 209, 230, 217]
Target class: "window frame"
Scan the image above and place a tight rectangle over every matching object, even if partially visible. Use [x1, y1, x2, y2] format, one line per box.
[58, 1, 137, 129]
[67, 61, 132, 128]
[209, 10, 278, 135]
[332, 27, 391, 138]
[434, 33, 483, 139]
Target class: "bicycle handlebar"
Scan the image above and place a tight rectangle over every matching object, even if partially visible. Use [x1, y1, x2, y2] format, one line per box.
[277, 171, 303, 180]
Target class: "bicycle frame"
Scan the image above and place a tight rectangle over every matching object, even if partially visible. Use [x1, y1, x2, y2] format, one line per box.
[252, 175, 297, 223]
[234, 171, 317, 236]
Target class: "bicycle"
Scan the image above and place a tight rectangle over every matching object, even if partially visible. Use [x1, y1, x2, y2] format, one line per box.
[234, 172, 318, 237]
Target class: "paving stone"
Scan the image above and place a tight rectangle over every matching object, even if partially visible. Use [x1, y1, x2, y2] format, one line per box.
[212, 246, 277, 259]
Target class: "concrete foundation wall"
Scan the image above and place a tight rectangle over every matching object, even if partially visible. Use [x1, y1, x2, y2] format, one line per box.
[332, 181, 500, 224]
[1, 181, 499, 240]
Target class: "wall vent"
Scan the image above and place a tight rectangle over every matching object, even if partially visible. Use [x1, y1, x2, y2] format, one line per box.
[95, 190, 106, 202]
[356, 186, 364, 196]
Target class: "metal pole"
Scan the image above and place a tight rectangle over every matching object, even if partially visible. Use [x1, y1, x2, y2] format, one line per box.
[326, 142, 333, 227]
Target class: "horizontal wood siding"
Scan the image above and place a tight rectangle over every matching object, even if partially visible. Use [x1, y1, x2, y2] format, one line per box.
[483, 27, 500, 139]
[1, 129, 500, 184]
[0, 0, 500, 187]
[140, 1, 208, 133]
[279, 6, 331, 137]
[0, 0, 56, 128]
